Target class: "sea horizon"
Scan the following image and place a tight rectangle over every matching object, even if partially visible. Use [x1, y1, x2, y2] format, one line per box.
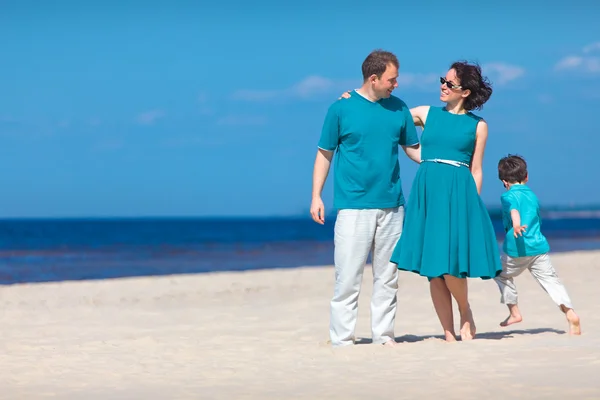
[0, 211, 599, 285]
[2, 202, 600, 221]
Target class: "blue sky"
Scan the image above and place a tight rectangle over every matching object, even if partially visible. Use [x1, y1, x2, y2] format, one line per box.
[1, 0, 599, 218]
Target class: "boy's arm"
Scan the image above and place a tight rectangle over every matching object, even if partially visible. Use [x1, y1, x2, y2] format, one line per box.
[510, 209, 527, 238]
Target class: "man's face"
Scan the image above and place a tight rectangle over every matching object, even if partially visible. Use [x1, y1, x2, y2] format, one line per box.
[373, 63, 398, 99]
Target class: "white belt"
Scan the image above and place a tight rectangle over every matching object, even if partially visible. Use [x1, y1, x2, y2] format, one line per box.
[421, 158, 470, 168]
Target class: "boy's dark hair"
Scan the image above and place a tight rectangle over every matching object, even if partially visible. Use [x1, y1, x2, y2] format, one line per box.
[362, 50, 399, 81]
[498, 154, 528, 183]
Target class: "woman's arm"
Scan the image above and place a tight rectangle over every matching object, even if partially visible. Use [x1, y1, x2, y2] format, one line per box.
[410, 106, 430, 127]
[470, 120, 489, 195]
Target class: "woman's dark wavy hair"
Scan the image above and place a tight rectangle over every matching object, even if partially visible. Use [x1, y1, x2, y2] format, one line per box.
[450, 61, 493, 111]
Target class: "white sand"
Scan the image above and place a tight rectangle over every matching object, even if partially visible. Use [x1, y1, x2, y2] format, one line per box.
[1, 250, 599, 399]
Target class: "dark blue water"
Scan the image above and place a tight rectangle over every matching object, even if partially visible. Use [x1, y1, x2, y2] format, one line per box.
[1, 215, 599, 285]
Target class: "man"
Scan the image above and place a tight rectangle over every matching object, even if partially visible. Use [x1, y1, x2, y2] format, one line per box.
[310, 49, 420, 347]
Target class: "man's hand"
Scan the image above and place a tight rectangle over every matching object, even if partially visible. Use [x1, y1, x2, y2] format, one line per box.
[513, 224, 527, 238]
[338, 90, 352, 99]
[310, 197, 326, 224]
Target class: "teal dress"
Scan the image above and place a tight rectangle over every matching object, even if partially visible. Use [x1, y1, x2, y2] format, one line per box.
[390, 106, 502, 280]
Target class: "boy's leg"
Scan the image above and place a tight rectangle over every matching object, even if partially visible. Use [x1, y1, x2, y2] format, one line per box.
[494, 254, 530, 326]
[528, 253, 573, 309]
[494, 254, 529, 304]
[330, 209, 377, 347]
[528, 253, 581, 335]
[370, 206, 404, 345]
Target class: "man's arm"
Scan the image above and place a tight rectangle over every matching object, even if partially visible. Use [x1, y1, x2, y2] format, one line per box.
[470, 120, 489, 195]
[310, 149, 334, 224]
[401, 144, 421, 164]
[400, 101, 422, 164]
[311, 101, 340, 224]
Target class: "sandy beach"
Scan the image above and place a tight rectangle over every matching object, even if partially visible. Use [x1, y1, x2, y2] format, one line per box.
[1, 250, 599, 399]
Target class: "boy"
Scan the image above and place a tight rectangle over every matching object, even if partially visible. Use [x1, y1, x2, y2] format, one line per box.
[494, 154, 581, 335]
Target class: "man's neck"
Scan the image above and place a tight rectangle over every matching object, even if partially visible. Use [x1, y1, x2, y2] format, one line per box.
[356, 85, 380, 102]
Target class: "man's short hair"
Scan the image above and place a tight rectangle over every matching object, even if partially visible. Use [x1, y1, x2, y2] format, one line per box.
[362, 50, 399, 81]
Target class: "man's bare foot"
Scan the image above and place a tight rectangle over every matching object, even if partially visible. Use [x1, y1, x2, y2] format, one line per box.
[460, 308, 476, 341]
[383, 340, 397, 347]
[565, 309, 581, 335]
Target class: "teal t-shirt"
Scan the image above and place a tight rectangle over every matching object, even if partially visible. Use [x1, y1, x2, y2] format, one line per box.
[501, 184, 550, 257]
[318, 90, 419, 210]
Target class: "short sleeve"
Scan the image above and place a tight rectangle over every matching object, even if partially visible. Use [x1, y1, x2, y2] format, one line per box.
[500, 192, 520, 232]
[501, 192, 519, 211]
[317, 101, 340, 152]
[399, 101, 419, 146]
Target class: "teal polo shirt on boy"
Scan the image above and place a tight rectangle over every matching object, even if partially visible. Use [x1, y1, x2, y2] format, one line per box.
[501, 184, 550, 257]
[318, 91, 419, 210]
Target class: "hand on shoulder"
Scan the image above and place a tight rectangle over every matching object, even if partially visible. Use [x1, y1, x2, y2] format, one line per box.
[338, 90, 352, 100]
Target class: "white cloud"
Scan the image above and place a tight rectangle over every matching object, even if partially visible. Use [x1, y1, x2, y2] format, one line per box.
[231, 73, 441, 102]
[483, 63, 525, 85]
[397, 73, 438, 88]
[555, 56, 584, 70]
[583, 42, 600, 54]
[555, 55, 600, 73]
[231, 76, 338, 102]
[292, 76, 336, 98]
[136, 109, 165, 125]
[216, 115, 268, 126]
[555, 43, 600, 73]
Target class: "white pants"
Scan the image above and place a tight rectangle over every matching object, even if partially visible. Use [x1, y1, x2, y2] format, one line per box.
[494, 253, 573, 309]
[330, 207, 404, 347]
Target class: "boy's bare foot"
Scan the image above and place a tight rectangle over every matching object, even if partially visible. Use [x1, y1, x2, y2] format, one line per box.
[500, 314, 523, 326]
[500, 303, 523, 327]
[565, 309, 581, 335]
[459, 308, 476, 341]
[383, 340, 397, 347]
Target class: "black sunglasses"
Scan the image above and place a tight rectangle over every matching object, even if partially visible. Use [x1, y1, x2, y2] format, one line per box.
[440, 77, 462, 90]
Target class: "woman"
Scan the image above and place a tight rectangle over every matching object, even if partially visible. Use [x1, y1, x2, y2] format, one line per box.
[393, 61, 502, 342]
[341, 61, 502, 342]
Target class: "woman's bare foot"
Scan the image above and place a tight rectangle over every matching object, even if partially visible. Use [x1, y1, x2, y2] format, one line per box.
[564, 308, 581, 335]
[500, 304, 523, 327]
[444, 331, 457, 342]
[383, 340, 398, 347]
[459, 308, 476, 341]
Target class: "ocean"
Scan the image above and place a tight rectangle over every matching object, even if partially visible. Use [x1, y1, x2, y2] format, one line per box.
[1, 212, 599, 285]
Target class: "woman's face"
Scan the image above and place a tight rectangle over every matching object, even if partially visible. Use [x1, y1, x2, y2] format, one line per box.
[439, 68, 465, 103]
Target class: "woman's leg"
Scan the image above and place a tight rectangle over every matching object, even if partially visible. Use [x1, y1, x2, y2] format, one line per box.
[429, 278, 456, 342]
[443, 275, 476, 340]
